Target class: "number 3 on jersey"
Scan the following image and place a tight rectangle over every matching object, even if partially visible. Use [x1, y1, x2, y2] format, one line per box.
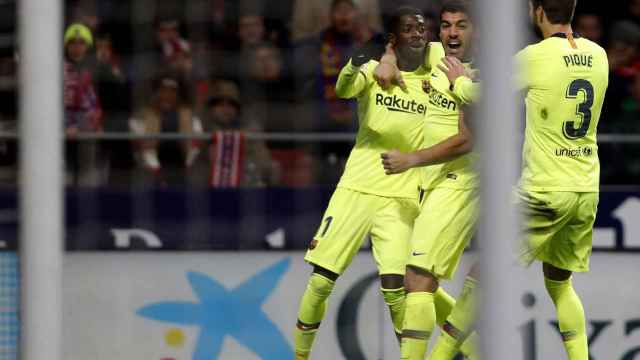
[563, 79, 594, 140]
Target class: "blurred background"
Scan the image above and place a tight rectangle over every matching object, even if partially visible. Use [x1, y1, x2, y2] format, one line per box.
[0, 0, 638, 359]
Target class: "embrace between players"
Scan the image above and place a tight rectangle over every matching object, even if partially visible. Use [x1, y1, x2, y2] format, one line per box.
[294, 0, 608, 359]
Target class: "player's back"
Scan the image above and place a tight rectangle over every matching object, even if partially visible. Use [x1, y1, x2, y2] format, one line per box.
[516, 34, 609, 192]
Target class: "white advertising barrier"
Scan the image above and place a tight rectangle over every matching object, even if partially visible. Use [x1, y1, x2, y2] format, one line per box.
[62, 252, 640, 360]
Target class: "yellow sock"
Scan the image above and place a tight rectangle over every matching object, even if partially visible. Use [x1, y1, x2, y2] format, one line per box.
[432, 285, 480, 360]
[545, 277, 588, 360]
[434, 287, 455, 326]
[430, 277, 479, 360]
[401, 292, 436, 360]
[459, 332, 480, 360]
[293, 273, 335, 359]
[381, 287, 406, 340]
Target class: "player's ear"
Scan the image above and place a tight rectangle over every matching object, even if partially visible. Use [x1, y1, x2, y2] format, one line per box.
[536, 6, 545, 25]
[387, 33, 397, 47]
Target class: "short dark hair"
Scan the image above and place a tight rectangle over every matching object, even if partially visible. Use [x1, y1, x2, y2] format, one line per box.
[440, 0, 473, 22]
[331, 0, 355, 12]
[531, 0, 577, 24]
[386, 6, 425, 36]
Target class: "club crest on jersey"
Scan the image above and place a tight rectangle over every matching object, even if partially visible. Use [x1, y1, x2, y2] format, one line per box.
[422, 80, 432, 94]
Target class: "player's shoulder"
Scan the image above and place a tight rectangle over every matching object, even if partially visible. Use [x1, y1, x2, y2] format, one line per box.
[360, 59, 379, 73]
[575, 37, 609, 71]
[574, 36, 603, 50]
[516, 42, 541, 60]
[428, 42, 445, 58]
[426, 42, 445, 66]
[428, 41, 445, 52]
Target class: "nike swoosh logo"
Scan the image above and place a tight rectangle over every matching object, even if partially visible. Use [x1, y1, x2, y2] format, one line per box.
[412, 252, 426, 256]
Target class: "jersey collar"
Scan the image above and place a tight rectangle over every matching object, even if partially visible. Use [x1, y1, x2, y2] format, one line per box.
[550, 32, 581, 39]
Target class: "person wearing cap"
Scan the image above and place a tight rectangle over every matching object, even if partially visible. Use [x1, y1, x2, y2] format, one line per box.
[64, 22, 102, 135]
[129, 71, 203, 186]
[203, 80, 243, 132]
[63, 23, 104, 186]
[191, 79, 274, 187]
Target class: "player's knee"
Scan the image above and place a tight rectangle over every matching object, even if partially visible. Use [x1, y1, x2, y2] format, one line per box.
[405, 265, 439, 293]
[380, 274, 405, 306]
[542, 262, 572, 281]
[307, 272, 336, 299]
[313, 265, 339, 282]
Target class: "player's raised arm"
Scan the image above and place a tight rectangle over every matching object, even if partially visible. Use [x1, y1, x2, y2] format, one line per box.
[335, 35, 388, 99]
[438, 56, 480, 104]
[335, 60, 371, 99]
[381, 109, 473, 174]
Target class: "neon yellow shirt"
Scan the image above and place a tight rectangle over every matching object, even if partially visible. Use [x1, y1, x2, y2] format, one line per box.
[421, 42, 481, 190]
[515, 35, 609, 192]
[335, 59, 428, 198]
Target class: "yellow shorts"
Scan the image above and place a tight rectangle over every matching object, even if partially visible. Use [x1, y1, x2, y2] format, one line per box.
[304, 187, 419, 275]
[408, 187, 479, 280]
[518, 190, 599, 273]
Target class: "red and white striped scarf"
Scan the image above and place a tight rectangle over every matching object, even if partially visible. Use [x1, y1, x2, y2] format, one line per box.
[209, 131, 245, 187]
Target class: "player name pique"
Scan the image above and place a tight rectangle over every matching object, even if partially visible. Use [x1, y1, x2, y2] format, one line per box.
[563, 54, 593, 68]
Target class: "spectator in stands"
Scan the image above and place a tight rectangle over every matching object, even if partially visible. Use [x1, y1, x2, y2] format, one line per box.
[601, 72, 640, 184]
[154, 16, 193, 78]
[294, 0, 378, 184]
[93, 30, 137, 186]
[195, 80, 275, 187]
[241, 42, 296, 131]
[212, 9, 270, 80]
[94, 30, 127, 128]
[68, 1, 100, 33]
[238, 13, 266, 49]
[237, 41, 311, 186]
[294, 0, 366, 132]
[64, 23, 102, 135]
[129, 71, 202, 186]
[64, 23, 105, 186]
[292, 0, 382, 41]
[603, 20, 640, 122]
[209, 0, 239, 47]
[574, 13, 604, 45]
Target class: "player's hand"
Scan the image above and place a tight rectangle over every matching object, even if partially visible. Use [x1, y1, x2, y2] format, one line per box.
[438, 56, 466, 87]
[374, 63, 406, 91]
[381, 150, 417, 175]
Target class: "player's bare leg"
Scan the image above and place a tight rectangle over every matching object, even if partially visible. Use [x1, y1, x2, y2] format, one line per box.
[400, 265, 439, 359]
[543, 263, 588, 360]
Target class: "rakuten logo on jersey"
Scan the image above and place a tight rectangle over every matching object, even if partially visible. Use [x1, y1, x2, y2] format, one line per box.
[428, 89, 458, 112]
[375, 94, 427, 115]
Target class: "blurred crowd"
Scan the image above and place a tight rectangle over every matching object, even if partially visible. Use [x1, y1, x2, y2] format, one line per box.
[0, 0, 638, 187]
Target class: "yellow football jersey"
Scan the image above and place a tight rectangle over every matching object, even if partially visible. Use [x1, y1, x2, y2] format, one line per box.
[421, 42, 481, 190]
[516, 34, 609, 192]
[335, 59, 428, 198]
